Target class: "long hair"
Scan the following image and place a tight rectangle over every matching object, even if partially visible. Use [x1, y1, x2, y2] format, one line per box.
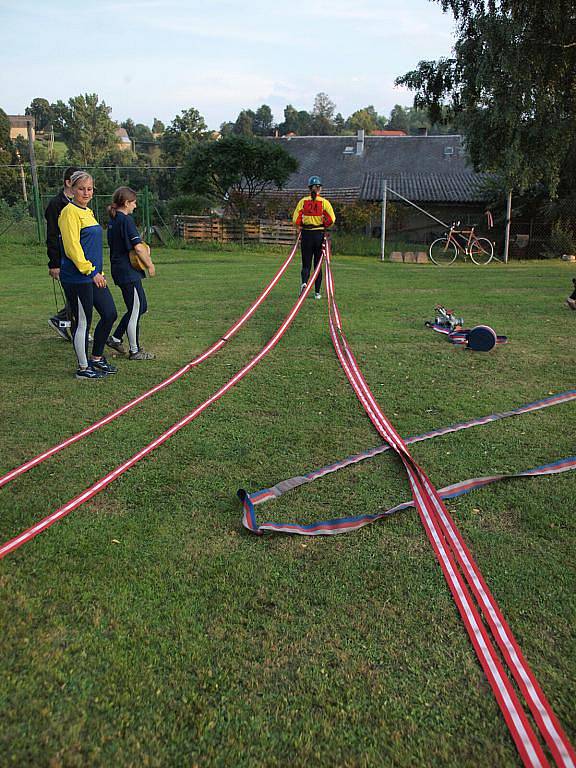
[108, 186, 137, 218]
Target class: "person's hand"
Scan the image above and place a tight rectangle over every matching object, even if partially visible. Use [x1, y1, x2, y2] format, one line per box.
[49, 268, 60, 280]
[92, 273, 107, 288]
[147, 262, 156, 278]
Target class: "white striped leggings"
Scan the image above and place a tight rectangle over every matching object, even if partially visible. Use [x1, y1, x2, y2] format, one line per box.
[113, 281, 148, 353]
[62, 282, 118, 369]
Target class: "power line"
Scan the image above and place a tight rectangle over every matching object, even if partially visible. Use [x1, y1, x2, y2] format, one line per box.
[0, 164, 183, 170]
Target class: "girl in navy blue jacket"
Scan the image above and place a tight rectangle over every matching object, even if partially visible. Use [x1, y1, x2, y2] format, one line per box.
[106, 187, 156, 360]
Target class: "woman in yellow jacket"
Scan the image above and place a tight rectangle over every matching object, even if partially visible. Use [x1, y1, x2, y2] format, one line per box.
[292, 175, 336, 299]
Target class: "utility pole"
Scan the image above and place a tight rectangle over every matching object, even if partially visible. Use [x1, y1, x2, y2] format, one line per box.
[26, 119, 43, 242]
[380, 179, 387, 261]
[15, 149, 28, 203]
[48, 125, 55, 162]
[503, 190, 512, 265]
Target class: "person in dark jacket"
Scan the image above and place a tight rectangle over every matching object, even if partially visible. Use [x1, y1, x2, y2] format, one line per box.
[45, 166, 80, 340]
[106, 186, 156, 360]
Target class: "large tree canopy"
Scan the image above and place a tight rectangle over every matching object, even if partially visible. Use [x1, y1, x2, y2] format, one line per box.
[161, 107, 209, 164]
[396, 0, 576, 195]
[25, 98, 54, 132]
[53, 93, 118, 165]
[179, 135, 298, 217]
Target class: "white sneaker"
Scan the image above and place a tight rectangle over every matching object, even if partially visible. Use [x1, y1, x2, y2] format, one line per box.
[314, 292, 322, 300]
[300, 283, 307, 296]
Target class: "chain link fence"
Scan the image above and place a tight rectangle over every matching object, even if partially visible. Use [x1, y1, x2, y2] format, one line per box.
[1, 163, 575, 260]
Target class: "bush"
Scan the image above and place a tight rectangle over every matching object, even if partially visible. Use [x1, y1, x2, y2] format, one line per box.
[0, 200, 35, 240]
[165, 194, 213, 217]
[334, 201, 406, 235]
[543, 220, 576, 258]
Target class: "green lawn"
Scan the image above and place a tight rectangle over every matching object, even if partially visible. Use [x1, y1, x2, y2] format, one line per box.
[0, 240, 574, 767]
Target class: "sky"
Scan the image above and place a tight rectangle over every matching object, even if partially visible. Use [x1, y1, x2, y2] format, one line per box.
[0, 0, 456, 131]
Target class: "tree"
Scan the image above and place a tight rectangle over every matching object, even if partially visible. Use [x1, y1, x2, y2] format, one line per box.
[134, 124, 154, 142]
[388, 105, 410, 132]
[396, 0, 576, 195]
[121, 118, 136, 134]
[334, 113, 346, 134]
[253, 104, 274, 136]
[179, 135, 298, 218]
[0, 107, 10, 150]
[311, 92, 337, 135]
[152, 118, 165, 135]
[233, 110, 255, 136]
[279, 104, 300, 134]
[346, 106, 380, 133]
[161, 107, 209, 165]
[53, 93, 118, 165]
[219, 121, 236, 136]
[0, 107, 19, 205]
[25, 98, 54, 132]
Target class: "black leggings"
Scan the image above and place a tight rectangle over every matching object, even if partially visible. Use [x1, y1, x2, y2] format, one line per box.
[113, 281, 148, 353]
[300, 230, 325, 292]
[62, 282, 117, 368]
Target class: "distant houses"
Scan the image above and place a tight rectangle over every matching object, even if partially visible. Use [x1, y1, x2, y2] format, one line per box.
[267, 130, 492, 241]
[8, 115, 35, 141]
[115, 127, 132, 152]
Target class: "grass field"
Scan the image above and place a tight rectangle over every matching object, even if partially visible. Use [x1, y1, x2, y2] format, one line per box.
[0, 238, 574, 767]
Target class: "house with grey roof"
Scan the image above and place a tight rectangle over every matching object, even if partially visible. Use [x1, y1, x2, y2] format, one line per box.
[267, 130, 493, 243]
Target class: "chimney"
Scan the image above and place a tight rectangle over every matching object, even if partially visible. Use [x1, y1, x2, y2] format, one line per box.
[418, 127, 428, 136]
[356, 128, 365, 155]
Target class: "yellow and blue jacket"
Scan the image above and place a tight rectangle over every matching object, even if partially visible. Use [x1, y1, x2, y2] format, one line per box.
[292, 195, 336, 230]
[58, 202, 103, 284]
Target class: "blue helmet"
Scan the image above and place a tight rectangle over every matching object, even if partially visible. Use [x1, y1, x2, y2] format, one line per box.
[308, 175, 322, 187]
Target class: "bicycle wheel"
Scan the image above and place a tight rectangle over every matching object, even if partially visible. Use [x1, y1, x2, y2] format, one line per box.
[429, 237, 458, 266]
[470, 237, 494, 265]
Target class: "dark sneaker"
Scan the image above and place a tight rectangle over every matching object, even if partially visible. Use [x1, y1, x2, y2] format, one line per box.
[48, 316, 71, 342]
[129, 349, 155, 360]
[106, 336, 126, 355]
[76, 366, 106, 381]
[89, 357, 118, 375]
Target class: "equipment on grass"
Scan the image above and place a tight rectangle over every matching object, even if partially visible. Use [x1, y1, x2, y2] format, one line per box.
[424, 304, 463, 332]
[426, 305, 507, 351]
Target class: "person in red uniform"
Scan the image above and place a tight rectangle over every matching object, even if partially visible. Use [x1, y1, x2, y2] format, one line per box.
[292, 175, 336, 299]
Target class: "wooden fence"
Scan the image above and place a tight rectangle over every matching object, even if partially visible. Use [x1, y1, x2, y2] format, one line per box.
[174, 216, 295, 245]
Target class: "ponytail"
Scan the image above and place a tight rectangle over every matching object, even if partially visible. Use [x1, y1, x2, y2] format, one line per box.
[108, 186, 137, 218]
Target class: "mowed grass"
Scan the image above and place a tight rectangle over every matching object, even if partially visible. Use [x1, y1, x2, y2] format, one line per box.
[0, 240, 574, 767]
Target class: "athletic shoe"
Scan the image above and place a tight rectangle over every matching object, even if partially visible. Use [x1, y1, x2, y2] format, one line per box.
[129, 349, 155, 360]
[48, 316, 71, 342]
[88, 333, 94, 343]
[106, 336, 126, 355]
[76, 366, 106, 381]
[89, 357, 118, 375]
[566, 298, 576, 310]
[314, 292, 322, 300]
[300, 282, 307, 296]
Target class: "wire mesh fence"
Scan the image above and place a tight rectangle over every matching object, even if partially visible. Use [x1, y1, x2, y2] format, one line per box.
[1, 163, 575, 260]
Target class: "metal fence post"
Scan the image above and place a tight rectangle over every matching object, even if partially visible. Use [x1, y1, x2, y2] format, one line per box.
[26, 120, 43, 243]
[504, 190, 512, 264]
[380, 179, 387, 261]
